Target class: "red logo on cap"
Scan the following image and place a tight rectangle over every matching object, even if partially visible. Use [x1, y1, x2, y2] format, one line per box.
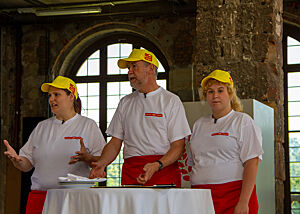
[144, 53, 153, 62]
[69, 83, 75, 94]
[229, 77, 233, 84]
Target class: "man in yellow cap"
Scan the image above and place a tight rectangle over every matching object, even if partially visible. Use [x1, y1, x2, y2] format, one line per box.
[90, 49, 191, 187]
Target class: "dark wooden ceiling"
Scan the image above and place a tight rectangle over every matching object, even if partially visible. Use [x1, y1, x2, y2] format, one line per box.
[0, 0, 195, 24]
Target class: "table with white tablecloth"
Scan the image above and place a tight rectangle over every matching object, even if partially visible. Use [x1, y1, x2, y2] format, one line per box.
[42, 188, 215, 214]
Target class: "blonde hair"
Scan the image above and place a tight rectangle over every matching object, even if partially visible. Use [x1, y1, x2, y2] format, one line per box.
[200, 79, 243, 112]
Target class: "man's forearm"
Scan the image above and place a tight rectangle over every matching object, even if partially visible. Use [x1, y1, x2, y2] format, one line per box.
[158, 138, 185, 169]
[95, 137, 123, 167]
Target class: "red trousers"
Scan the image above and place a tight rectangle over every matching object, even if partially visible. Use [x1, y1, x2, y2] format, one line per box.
[25, 190, 47, 214]
[122, 155, 181, 187]
[192, 180, 258, 214]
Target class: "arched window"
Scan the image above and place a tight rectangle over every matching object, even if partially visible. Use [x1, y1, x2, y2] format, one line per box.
[70, 34, 169, 186]
[284, 24, 300, 213]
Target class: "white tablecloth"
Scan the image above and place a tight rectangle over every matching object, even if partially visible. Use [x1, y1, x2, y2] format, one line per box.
[42, 188, 215, 214]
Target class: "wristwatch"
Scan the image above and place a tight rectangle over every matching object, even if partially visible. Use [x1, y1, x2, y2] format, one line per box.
[156, 160, 163, 171]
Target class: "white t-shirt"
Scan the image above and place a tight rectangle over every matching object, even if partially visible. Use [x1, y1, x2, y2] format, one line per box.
[106, 87, 191, 159]
[19, 114, 106, 190]
[188, 110, 263, 185]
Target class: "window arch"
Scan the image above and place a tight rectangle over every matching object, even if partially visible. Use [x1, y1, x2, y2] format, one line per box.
[283, 23, 300, 213]
[69, 33, 169, 186]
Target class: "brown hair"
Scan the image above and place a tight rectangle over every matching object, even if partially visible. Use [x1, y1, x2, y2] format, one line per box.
[63, 89, 82, 114]
[200, 79, 243, 112]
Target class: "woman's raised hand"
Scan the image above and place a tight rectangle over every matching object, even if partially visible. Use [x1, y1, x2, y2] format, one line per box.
[3, 140, 22, 162]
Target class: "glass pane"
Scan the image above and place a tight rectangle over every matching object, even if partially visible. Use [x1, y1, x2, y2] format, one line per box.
[107, 82, 120, 96]
[292, 195, 300, 211]
[120, 81, 132, 95]
[157, 79, 167, 89]
[106, 177, 120, 187]
[290, 133, 300, 147]
[288, 72, 300, 87]
[87, 96, 99, 109]
[288, 46, 300, 65]
[89, 50, 99, 59]
[87, 83, 99, 96]
[290, 148, 300, 162]
[157, 60, 165, 73]
[288, 37, 300, 46]
[81, 109, 87, 117]
[107, 109, 117, 123]
[108, 44, 119, 57]
[77, 83, 87, 96]
[107, 164, 120, 175]
[288, 87, 300, 101]
[80, 96, 87, 110]
[289, 102, 300, 116]
[77, 61, 87, 76]
[107, 58, 120, 75]
[86, 109, 99, 123]
[87, 59, 100, 76]
[291, 177, 300, 192]
[289, 116, 300, 131]
[107, 95, 120, 109]
[291, 163, 300, 177]
[121, 44, 132, 57]
[292, 209, 300, 214]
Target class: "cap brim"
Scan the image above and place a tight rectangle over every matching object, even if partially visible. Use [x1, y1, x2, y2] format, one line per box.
[200, 76, 212, 88]
[117, 58, 143, 69]
[41, 83, 68, 92]
[41, 83, 51, 92]
[201, 76, 233, 88]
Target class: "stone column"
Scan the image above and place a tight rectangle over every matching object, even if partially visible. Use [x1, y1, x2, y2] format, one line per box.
[195, 0, 284, 213]
[0, 26, 21, 214]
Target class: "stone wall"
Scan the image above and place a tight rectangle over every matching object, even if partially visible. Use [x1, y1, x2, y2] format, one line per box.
[0, 26, 20, 214]
[195, 0, 284, 213]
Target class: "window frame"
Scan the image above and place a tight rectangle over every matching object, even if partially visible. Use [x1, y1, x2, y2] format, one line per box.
[283, 23, 300, 214]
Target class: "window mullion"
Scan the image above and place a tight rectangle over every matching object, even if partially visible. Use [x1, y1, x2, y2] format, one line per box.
[100, 47, 107, 138]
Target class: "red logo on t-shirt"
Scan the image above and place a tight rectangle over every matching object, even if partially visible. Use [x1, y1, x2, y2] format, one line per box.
[144, 53, 153, 62]
[211, 132, 229, 136]
[145, 113, 163, 117]
[64, 136, 82, 140]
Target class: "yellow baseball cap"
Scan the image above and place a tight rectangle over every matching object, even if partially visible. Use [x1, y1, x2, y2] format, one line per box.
[41, 76, 78, 99]
[118, 48, 159, 69]
[201, 69, 233, 88]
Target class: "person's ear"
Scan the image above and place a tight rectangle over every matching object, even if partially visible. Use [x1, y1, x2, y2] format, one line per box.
[69, 92, 75, 101]
[148, 64, 155, 75]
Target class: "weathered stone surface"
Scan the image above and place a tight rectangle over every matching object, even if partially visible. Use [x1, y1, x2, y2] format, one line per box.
[196, 0, 284, 212]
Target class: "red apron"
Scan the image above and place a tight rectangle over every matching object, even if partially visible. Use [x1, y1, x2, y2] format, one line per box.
[121, 155, 181, 187]
[25, 190, 47, 214]
[192, 180, 258, 214]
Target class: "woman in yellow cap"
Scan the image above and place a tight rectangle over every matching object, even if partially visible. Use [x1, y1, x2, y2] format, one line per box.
[188, 70, 263, 214]
[3, 76, 105, 214]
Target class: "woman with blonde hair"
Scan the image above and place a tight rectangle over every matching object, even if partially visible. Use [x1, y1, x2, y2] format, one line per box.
[189, 69, 263, 214]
